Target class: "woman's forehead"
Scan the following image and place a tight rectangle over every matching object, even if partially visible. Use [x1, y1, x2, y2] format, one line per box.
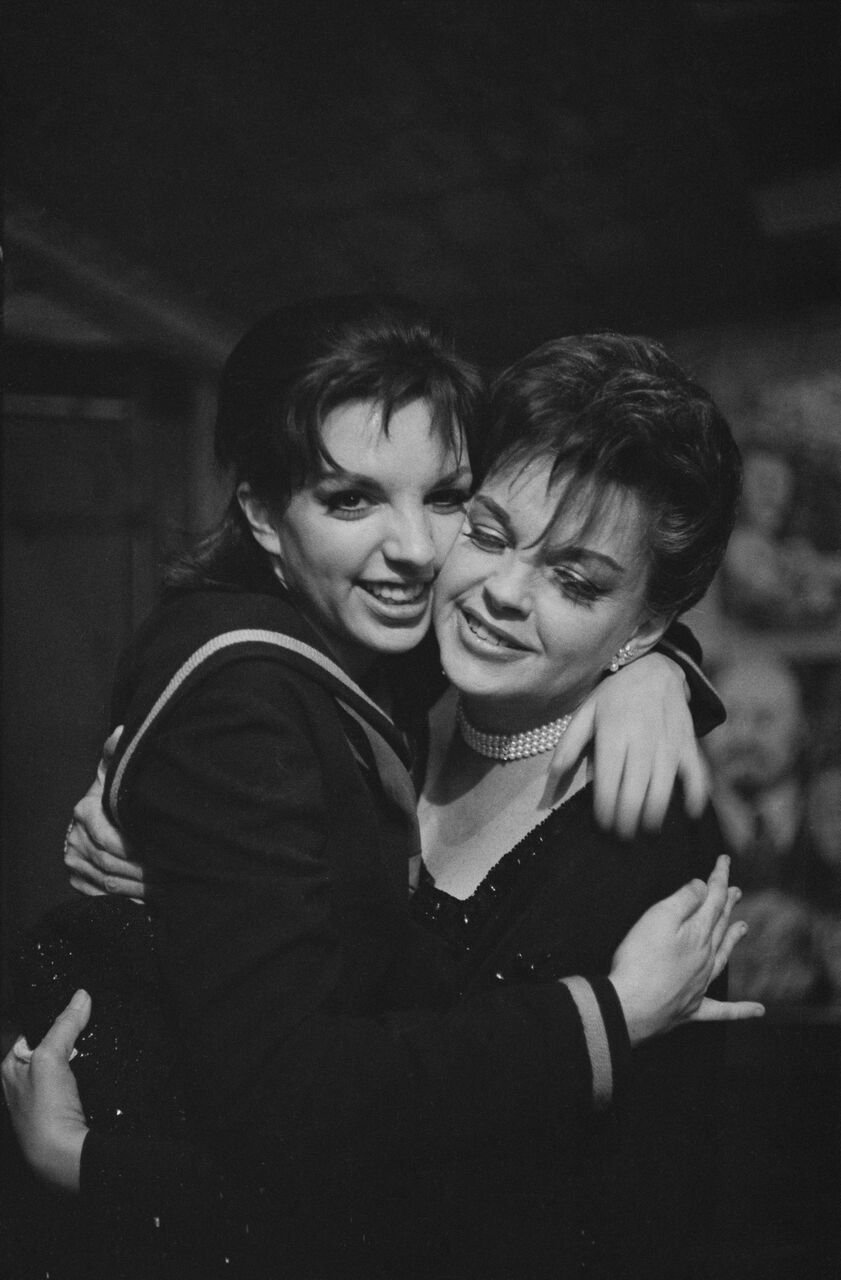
[317, 397, 464, 476]
[489, 459, 644, 544]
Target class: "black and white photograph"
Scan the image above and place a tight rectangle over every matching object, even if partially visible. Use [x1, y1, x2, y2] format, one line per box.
[4, 3, 841, 1278]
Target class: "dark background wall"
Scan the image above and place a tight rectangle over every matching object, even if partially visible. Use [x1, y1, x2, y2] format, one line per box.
[4, 2, 841, 1275]
[8, 0, 841, 355]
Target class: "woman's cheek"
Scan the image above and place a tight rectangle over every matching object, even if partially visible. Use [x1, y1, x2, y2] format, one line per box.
[431, 512, 470, 566]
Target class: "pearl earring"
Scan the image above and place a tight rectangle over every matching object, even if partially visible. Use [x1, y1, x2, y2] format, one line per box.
[608, 643, 634, 673]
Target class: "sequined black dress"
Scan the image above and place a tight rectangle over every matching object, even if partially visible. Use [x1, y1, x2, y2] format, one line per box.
[409, 784, 728, 1280]
[4, 602, 723, 1280]
[4, 897, 229, 1280]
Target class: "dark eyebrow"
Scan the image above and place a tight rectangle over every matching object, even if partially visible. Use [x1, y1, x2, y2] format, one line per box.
[544, 544, 626, 574]
[470, 493, 515, 535]
[429, 465, 474, 488]
[315, 468, 384, 490]
[317, 464, 473, 490]
[473, 493, 625, 574]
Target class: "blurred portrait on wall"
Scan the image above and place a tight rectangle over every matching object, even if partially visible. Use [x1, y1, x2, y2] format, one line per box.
[718, 372, 841, 641]
[706, 656, 841, 1011]
[676, 348, 841, 1019]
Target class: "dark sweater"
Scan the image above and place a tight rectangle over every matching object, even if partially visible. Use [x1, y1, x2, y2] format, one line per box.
[17, 577, 719, 1278]
[410, 786, 728, 1280]
[77, 584, 628, 1276]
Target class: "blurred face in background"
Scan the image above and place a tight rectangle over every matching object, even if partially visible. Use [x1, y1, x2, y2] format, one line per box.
[706, 658, 805, 796]
[807, 766, 841, 870]
[741, 449, 794, 538]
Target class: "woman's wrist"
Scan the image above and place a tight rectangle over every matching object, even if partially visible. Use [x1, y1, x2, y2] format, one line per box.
[34, 1121, 87, 1194]
[607, 973, 662, 1047]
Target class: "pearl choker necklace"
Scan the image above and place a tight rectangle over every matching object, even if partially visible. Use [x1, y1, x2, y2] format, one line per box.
[456, 698, 572, 762]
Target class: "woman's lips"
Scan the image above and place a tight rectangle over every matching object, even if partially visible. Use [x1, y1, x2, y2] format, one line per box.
[358, 580, 432, 619]
[359, 580, 430, 605]
[460, 606, 527, 651]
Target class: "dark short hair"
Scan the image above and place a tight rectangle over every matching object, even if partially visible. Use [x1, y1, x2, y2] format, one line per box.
[170, 295, 484, 589]
[482, 333, 742, 619]
[217, 294, 484, 505]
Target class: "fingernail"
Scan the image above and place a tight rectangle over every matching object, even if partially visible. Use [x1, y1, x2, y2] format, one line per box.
[70, 989, 88, 1010]
[12, 1036, 33, 1063]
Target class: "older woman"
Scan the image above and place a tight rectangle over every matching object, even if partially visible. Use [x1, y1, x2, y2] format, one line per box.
[410, 332, 745, 1277]
[3, 303, 754, 1279]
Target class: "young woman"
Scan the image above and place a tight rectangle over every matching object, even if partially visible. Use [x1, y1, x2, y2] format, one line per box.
[3, 300, 756, 1279]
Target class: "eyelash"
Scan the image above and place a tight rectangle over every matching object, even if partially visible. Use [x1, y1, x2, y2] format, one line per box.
[465, 520, 603, 606]
[463, 521, 508, 552]
[324, 491, 372, 520]
[552, 571, 602, 606]
[429, 487, 471, 513]
[324, 487, 471, 520]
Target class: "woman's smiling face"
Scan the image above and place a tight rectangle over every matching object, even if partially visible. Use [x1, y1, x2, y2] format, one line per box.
[433, 460, 665, 731]
[261, 398, 472, 677]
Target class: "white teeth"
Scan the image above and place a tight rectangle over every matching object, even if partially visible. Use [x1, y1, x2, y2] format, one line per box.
[362, 582, 426, 604]
[465, 614, 510, 648]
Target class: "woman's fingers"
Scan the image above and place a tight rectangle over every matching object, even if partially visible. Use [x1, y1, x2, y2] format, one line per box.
[65, 841, 144, 882]
[710, 886, 741, 955]
[95, 725, 124, 784]
[609, 751, 652, 841]
[692, 855, 731, 932]
[638, 754, 678, 835]
[68, 870, 144, 899]
[591, 736, 626, 834]
[689, 995, 764, 1022]
[661, 877, 708, 924]
[1, 992, 89, 1095]
[38, 990, 91, 1060]
[1, 993, 91, 1195]
[67, 877, 104, 898]
[710, 919, 749, 983]
[544, 701, 593, 796]
[678, 747, 710, 820]
[65, 837, 146, 897]
[69, 795, 127, 861]
[64, 772, 145, 898]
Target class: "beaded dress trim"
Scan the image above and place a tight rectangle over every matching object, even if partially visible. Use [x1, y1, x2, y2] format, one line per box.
[411, 784, 593, 979]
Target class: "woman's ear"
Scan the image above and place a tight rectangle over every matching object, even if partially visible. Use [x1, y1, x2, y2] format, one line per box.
[624, 612, 673, 664]
[236, 483, 284, 558]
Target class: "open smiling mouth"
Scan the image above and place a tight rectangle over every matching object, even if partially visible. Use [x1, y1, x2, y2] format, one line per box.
[359, 581, 430, 606]
[462, 608, 523, 650]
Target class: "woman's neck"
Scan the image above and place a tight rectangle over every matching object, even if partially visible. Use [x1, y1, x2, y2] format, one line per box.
[417, 688, 589, 900]
[459, 692, 579, 737]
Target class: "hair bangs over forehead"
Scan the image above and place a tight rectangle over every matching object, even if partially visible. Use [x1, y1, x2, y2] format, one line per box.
[490, 446, 653, 565]
[269, 324, 482, 499]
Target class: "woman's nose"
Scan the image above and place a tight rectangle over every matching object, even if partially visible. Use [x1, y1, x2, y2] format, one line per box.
[483, 557, 533, 614]
[383, 507, 436, 569]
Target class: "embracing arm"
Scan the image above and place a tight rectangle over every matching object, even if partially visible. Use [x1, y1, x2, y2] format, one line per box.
[108, 658, 755, 1182]
[64, 728, 146, 899]
[3, 857, 757, 1203]
[28, 650, 754, 1203]
[549, 621, 721, 838]
[116, 661, 608, 1183]
[65, 622, 717, 887]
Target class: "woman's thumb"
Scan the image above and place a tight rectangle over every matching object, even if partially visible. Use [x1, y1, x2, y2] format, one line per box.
[42, 990, 91, 1058]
